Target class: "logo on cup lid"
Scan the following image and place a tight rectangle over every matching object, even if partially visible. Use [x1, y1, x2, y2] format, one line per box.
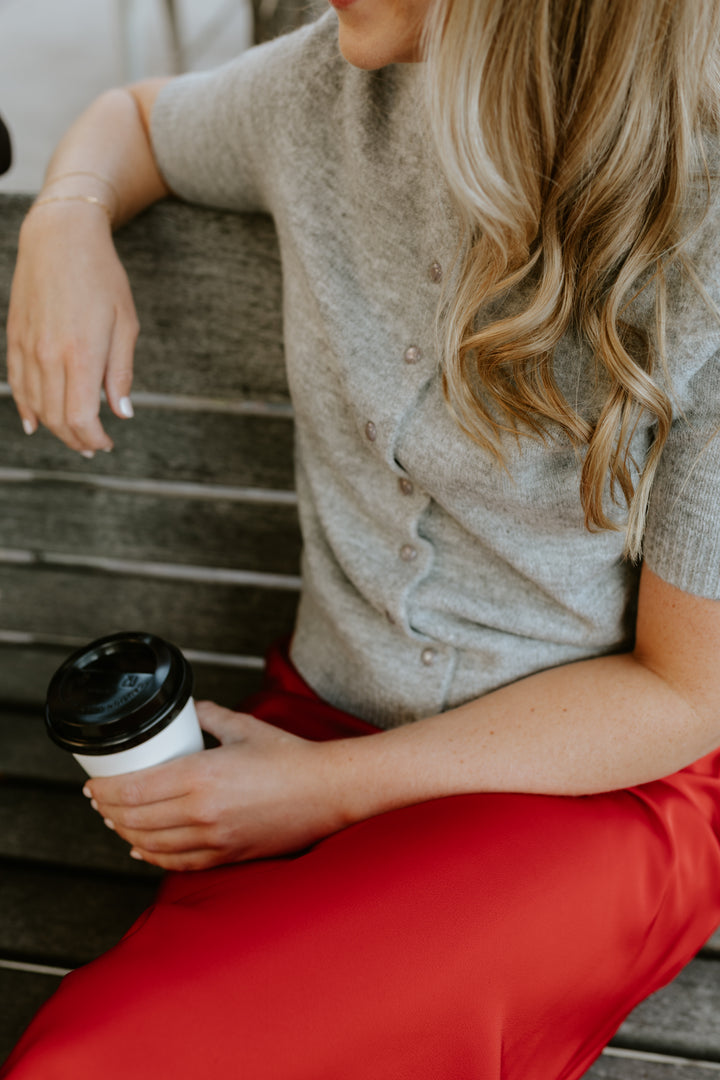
[45, 632, 193, 755]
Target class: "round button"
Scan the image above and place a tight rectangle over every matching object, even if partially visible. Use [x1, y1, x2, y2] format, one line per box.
[400, 544, 418, 562]
[404, 346, 422, 365]
[429, 261, 443, 284]
[399, 478, 414, 497]
[421, 647, 437, 667]
[365, 420, 377, 442]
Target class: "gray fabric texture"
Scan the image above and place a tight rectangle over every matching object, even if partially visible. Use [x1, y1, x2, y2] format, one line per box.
[150, 12, 720, 728]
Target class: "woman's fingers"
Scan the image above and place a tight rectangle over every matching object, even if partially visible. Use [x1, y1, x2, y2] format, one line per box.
[129, 847, 225, 872]
[94, 793, 193, 832]
[6, 341, 38, 435]
[104, 303, 138, 421]
[112, 824, 210, 856]
[64, 340, 115, 453]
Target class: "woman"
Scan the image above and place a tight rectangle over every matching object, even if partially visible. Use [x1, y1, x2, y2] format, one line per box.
[3, 1, 720, 1077]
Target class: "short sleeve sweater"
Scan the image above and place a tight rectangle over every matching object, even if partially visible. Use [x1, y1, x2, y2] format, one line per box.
[150, 12, 720, 728]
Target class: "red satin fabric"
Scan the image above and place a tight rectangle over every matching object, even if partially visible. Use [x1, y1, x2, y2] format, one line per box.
[3, 644, 720, 1079]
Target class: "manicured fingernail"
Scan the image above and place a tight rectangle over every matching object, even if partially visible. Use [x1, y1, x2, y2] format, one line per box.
[103, 818, 115, 831]
[82, 785, 92, 798]
[102, 446, 113, 453]
[81, 450, 95, 460]
[119, 396, 134, 419]
[90, 799, 99, 811]
[129, 849, 144, 861]
[22, 419, 35, 436]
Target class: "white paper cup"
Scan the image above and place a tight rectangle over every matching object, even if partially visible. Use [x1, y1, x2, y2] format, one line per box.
[46, 631, 204, 778]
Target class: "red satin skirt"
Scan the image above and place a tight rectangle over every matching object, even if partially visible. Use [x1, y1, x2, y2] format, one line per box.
[3, 644, 720, 1080]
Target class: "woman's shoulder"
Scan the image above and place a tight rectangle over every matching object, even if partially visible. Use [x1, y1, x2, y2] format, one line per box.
[242, 11, 350, 115]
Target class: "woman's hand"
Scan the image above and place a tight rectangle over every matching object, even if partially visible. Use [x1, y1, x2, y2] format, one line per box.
[84, 703, 354, 871]
[6, 202, 139, 455]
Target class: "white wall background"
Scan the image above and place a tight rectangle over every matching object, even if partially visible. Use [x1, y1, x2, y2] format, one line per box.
[0, 0, 254, 192]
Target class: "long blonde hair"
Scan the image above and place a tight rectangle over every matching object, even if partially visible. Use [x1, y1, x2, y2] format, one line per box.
[423, 0, 720, 556]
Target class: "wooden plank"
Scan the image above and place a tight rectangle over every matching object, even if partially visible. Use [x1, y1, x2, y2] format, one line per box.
[0, 645, 264, 711]
[0, 861, 158, 967]
[0, 197, 290, 402]
[613, 959, 720, 1061]
[0, 967, 64, 1067]
[0, 397, 295, 490]
[587, 1052, 720, 1078]
[0, 565, 298, 656]
[0, 711, 86, 783]
[0, 781, 162, 879]
[704, 929, 720, 957]
[0, 482, 301, 574]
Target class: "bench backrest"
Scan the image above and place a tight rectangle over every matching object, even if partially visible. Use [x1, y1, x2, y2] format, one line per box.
[0, 195, 297, 714]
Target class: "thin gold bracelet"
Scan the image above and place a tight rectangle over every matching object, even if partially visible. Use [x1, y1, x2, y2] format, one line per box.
[31, 194, 114, 226]
[43, 170, 120, 206]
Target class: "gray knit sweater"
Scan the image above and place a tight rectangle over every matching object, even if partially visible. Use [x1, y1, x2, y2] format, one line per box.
[151, 12, 720, 728]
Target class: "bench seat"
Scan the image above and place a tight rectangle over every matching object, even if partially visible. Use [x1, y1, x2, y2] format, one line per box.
[0, 194, 718, 1074]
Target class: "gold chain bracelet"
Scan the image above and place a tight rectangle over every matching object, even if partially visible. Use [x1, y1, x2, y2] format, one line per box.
[43, 170, 120, 206]
[30, 194, 114, 225]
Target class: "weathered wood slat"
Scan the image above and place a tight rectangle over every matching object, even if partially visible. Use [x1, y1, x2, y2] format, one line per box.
[0, 397, 295, 490]
[0, 482, 301, 573]
[587, 1052, 720, 1078]
[0, 782, 161, 878]
[0, 197, 290, 402]
[0, 565, 298, 655]
[0, 646, 264, 711]
[0, 968, 65, 1067]
[705, 929, 720, 957]
[613, 959, 720, 1061]
[0, 711, 86, 782]
[0, 861, 157, 967]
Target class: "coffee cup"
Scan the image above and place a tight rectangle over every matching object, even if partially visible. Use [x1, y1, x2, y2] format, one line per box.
[45, 631, 204, 777]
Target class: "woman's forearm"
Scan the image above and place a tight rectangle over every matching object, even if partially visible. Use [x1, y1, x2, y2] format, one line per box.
[37, 81, 170, 226]
[324, 650, 720, 823]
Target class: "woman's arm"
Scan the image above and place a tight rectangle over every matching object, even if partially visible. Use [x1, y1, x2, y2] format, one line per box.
[86, 564, 720, 870]
[6, 80, 170, 454]
[330, 565, 720, 817]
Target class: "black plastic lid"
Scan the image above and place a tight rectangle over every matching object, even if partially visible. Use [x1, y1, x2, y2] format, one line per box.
[45, 632, 193, 755]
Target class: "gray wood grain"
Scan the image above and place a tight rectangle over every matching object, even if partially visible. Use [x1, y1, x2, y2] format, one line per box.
[0, 711, 86, 782]
[0, 967, 64, 1067]
[0, 565, 298, 655]
[586, 1053, 720, 1078]
[0, 480, 301, 573]
[0, 197, 289, 401]
[0, 862, 158, 967]
[0, 646, 264, 711]
[0, 397, 295, 489]
[705, 929, 720, 957]
[0, 781, 162, 879]
[612, 960, 720, 1061]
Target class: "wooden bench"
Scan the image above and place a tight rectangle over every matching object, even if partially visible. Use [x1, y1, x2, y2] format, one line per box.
[0, 193, 718, 1076]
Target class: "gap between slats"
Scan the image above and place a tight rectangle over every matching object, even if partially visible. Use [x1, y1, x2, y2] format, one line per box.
[0, 383, 294, 418]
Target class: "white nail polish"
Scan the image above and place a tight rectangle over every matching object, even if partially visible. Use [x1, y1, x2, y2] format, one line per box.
[82, 784, 92, 798]
[22, 419, 35, 436]
[104, 818, 115, 831]
[119, 396, 134, 419]
[130, 850, 144, 861]
[81, 450, 95, 460]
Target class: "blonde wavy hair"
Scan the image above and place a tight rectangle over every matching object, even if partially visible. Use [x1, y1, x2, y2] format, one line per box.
[422, 0, 720, 557]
